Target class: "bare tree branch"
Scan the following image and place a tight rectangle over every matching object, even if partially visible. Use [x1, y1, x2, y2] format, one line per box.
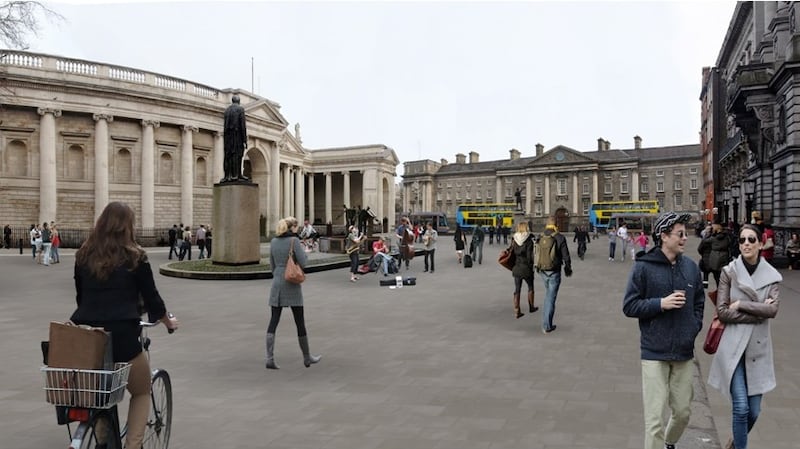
[0, 1, 64, 49]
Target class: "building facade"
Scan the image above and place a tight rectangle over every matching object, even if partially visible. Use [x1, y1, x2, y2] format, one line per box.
[706, 1, 800, 256]
[402, 138, 703, 231]
[0, 51, 398, 235]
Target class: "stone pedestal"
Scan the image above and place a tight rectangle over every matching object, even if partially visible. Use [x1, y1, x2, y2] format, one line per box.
[211, 182, 260, 265]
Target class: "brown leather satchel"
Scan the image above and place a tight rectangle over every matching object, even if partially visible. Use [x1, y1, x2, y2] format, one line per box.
[285, 238, 305, 284]
[498, 244, 515, 271]
[703, 290, 725, 354]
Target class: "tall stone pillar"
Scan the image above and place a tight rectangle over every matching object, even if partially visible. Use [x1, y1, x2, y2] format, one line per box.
[592, 172, 599, 203]
[325, 172, 332, 223]
[38, 108, 61, 224]
[141, 120, 159, 228]
[295, 167, 304, 220]
[388, 175, 396, 226]
[343, 171, 351, 209]
[213, 131, 224, 184]
[308, 173, 315, 224]
[572, 173, 579, 215]
[525, 175, 533, 214]
[496, 178, 502, 203]
[181, 125, 198, 226]
[92, 113, 112, 222]
[282, 164, 291, 217]
[631, 169, 639, 201]
[270, 143, 280, 227]
[544, 175, 551, 216]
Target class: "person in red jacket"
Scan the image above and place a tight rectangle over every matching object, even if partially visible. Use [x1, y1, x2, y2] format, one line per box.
[761, 223, 775, 262]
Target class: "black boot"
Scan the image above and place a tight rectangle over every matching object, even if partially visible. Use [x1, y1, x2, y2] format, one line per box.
[266, 333, 279, 369]
[298, 335, 321, 367]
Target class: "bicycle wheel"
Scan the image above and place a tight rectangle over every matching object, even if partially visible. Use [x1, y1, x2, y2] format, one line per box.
[142, 369, 172, 449]
[72, 412, 117, 449]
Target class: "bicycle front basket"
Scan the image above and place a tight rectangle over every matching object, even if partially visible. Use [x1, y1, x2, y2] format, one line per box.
[42, 362, 131, 409]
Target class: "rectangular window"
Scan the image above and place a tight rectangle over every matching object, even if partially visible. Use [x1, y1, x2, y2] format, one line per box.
[674, 179, 682, 190]
[476, 181, 481, 187]
[436, 192, 441, 201]
[557, 178, 567, 195]
[466, 182, 471, 188]
[582, 183, 589, 195]
[657, 181, 664, 193]
[506, 188, 512, 197]
[446, 191, 451, 200]
[456, 192, 461, 200]
[689, 167, 698, 174]
[656, 170, 664, 177]
[582, 199, 589, 215]
[604, 182, 612, 194]
[620, 182, 629, 194]
[466, 191, 471, 200]
[476, 190, 481, 199]
[690, 178, 697, 190]
[641, 181, 649, 193]
[690, 193, 698, 207]
[535, 185, 542, 197]
[487, 189, 492, 198]
[534, 202, 543, 217]
[620, 171, 628, 178]
[674, 194, 682, 207]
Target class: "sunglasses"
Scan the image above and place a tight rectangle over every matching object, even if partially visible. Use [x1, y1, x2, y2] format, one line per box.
[667, 231, 687, 238]
[738, 236, 758, 244]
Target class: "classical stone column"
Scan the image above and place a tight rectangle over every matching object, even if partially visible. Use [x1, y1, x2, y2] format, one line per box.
[544, 175, 551, 216]
[141, 120, 159, 228]
[92, 113, 112, 222]
[388, 175, 396, 226]
[282, 164, 291, 217]
[38, 108, 61, 224]
[343, 171, 351, 209]
[308, 173, 315, 224]
[295, 167, 304, 220]
[631, 169, 640, 201]
[270, 143, 280, 228]
[592, 172, 599, 203]
[525, 175, 533, 214]
[325, 172, 332, 223]
[496, 178, 503, 203]
[181, 125, 198, 226]
[572, 173, 579, 215]
[213, 131, 224, 184]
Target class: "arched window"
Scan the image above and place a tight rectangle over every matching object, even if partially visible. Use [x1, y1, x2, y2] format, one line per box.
[67, 144, 85, 179]
[115, 148, 132, 182]
[195, 156, 207, 185]
[6, 140, 28, 176]
[159, 153, 174, 184]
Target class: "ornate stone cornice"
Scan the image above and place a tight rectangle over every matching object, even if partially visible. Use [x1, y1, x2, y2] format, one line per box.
[92, 113, 113, 122]
[141, 119, 160, 128]
[38, 107, 62, 117]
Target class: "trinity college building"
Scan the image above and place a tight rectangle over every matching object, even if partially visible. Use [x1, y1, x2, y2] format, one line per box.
[0, 51, 399, 237]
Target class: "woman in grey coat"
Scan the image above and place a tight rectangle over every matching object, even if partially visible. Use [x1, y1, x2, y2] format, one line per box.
[707, 224, 780, 449]
[266, 217, 320, 370]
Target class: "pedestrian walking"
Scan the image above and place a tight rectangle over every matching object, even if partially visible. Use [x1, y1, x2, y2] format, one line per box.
[487, 225, 495, 245]
[573, 225, 590, 260]
[395, 216, 414, 270]
[3, 224, 11, 249]
[534, 218, 571, 333]
[423, 222, 437, 273]
[453, 225, 466, 263]
[607, 226, 617, 261]
[622, 212, 704, 449]
[196, 224, 207, 259]
[697, 223, 732, 289]
[50, 224, 61, 263]
[617, 223, 630, 262]
[266, 216, 320, 370]
[707, 224, 781, 449]
[168, 224, 179, 260]
[40, 222, 52, 266]
[178, 226, 192, 261]
[510, 222, 537, 319]
[471, 226, 484, 264]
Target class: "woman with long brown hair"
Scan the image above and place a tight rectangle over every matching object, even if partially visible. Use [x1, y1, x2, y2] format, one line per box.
[70, 202, 179, 449]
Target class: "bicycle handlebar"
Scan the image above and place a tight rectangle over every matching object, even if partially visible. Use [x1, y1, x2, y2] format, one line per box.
[140, 313, 176, 333]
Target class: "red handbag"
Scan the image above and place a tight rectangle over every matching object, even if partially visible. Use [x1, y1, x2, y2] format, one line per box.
[498, 245, 515, 271]
[703, 290, 725, 354]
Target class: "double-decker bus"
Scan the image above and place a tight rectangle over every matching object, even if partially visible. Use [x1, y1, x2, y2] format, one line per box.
[589, 200, 659, 230]
[408, 211, 450, 234]
[455, 203, 516, 230]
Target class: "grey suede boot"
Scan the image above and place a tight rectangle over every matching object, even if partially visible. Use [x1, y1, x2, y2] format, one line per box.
[298, 335, 321, 367]
[266, 333, 279, 369]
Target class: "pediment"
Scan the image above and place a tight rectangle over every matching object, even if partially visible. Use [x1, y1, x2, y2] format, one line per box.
[533, 145, 595, 165]
[243, 100, 288, 126]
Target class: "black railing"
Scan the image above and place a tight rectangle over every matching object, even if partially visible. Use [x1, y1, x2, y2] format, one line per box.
[1, 227, 173, 249]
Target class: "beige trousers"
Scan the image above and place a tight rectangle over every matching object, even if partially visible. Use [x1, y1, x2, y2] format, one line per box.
[124, 351, 152, 448]
[641, 359, 694, 449]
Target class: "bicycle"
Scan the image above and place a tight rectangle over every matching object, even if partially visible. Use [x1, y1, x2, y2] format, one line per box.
[42, 319, 174, 449]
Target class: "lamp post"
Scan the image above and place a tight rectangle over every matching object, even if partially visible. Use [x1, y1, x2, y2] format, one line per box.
[744, 179, 756, 223]
[730, 185, 740, 228]
[723, 188, 731, 225]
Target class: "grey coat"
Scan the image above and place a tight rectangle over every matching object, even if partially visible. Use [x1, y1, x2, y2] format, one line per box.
[269, 235, 308, 307]
[707, 256, 781, 400]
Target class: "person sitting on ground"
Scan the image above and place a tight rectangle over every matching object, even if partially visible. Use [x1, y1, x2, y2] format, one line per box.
[372, 237, 394, 276]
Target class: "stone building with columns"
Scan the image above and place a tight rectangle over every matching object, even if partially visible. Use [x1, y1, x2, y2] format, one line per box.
[0, 51, 398, 236]
[703, 1, 800, 259]
[402, 138, 702, 231]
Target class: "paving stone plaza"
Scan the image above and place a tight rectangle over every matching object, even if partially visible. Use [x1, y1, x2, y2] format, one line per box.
[1, 236, 798, 449]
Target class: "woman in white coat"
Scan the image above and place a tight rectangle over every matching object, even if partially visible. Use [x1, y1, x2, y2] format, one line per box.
[707, 224, 780, 449]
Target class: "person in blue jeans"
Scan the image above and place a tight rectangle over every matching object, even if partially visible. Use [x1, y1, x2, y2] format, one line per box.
[535, 218, 572, 334]
[708, 224, 780, 449]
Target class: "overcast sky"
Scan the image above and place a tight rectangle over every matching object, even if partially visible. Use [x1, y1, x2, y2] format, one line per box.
[30, 1, 736, 171]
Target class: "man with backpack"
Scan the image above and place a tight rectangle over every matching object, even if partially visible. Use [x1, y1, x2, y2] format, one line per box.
[535, 218, 572, 334]
[471, 226, 485, 264]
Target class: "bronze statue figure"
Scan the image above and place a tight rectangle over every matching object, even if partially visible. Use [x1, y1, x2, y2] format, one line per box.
[222, 95, 249, 182]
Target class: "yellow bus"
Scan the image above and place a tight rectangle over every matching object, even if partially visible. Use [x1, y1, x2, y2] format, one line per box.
[455, 203, 516, 230]
[589, 200, 659, 230]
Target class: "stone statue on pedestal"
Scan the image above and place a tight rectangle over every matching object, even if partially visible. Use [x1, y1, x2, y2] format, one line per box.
[221, 95, 249, 183]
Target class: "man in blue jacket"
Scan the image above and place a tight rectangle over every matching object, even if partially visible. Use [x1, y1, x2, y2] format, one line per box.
[623, 212, 704, 449]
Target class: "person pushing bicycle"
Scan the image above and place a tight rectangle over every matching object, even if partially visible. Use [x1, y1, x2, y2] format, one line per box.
[70, 202, 179, 449]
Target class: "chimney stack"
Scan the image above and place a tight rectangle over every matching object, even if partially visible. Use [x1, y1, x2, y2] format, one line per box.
[455, 153, 466, 164]
[605, 140, 611, 151]
[634, 135, 642, 149]
[597, 138, 605, 151]
[440, 158, 448, 166]
[509, 148, 521, 160]
[469, 151, 479, 164]
[535, 143, 544, 156]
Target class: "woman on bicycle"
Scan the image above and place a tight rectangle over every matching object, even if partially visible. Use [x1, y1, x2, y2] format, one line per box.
[70, 202, 179, 449]
[266, 216, 321, 369]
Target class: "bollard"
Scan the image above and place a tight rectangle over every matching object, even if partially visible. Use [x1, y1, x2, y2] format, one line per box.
[19, 238, 24, 254]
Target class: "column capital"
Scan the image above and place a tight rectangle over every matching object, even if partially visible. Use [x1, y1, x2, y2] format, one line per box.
[39, 108, 62, 118]
[342, 171, 350, 176]
[182, 125, 199, 133]
[324, 171, 331, 177]
[92, 113, 113, 122]
[213, 130, 223, 138]
[141, 119, 160, 128]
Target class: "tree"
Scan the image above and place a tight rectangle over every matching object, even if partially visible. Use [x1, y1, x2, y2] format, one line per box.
[1, 1, 63, 49]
